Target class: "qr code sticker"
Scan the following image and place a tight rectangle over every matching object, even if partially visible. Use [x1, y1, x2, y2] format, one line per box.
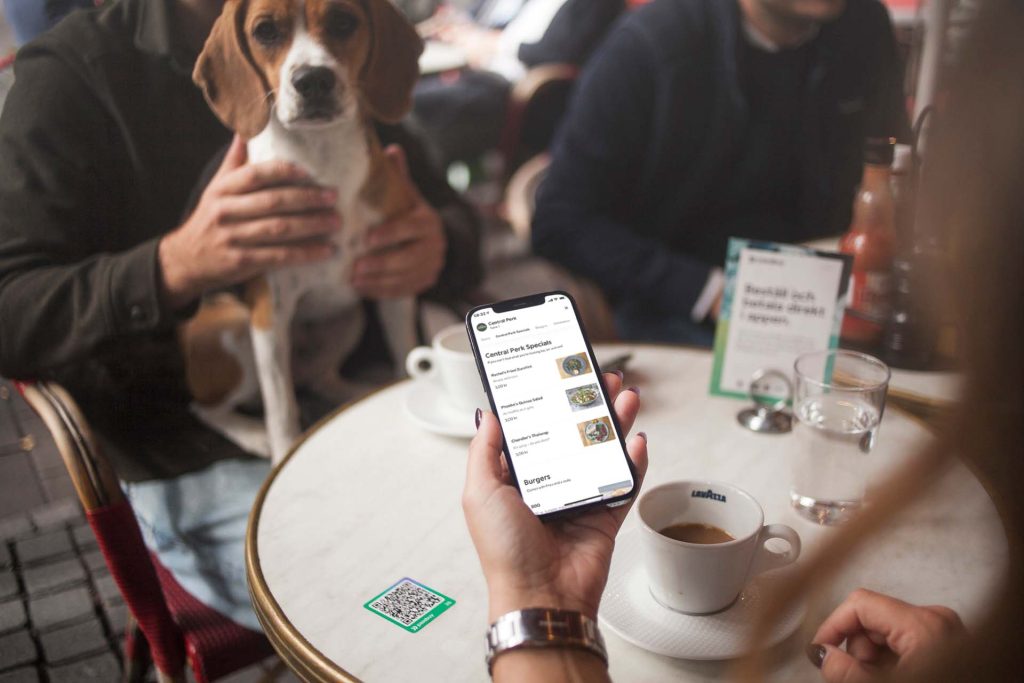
[364, 578, 455, 632]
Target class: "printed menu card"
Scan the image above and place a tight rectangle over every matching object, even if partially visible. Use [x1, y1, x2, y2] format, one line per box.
[710, 238, 853, 399]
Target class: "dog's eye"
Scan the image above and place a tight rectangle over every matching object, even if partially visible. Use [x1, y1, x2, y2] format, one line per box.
[325, 11, 358, 39]
[253, 19, 282, 46]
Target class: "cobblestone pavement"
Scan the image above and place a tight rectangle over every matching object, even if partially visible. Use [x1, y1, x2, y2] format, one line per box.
[0, 383, 296, 682]
[1, 499, 126, 682]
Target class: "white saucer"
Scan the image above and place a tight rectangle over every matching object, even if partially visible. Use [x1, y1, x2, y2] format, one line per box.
[403, 381, 477, 439]
[600, 530, 806, 660]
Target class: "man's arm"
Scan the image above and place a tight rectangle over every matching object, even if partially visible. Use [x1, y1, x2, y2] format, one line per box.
[0, 46, 341, 378]
[531, 20, 714, 316]
[0, 47, 172, 378]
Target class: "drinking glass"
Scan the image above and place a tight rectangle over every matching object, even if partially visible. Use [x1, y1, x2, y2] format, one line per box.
[790, 350, 890, 525]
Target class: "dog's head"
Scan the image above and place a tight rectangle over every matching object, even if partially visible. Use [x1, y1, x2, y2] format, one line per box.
[194, 0, 423, 139]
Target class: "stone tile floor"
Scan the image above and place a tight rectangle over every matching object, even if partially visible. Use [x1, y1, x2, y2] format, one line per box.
[0, 387, 296, 683]
[0, 387, 300, 683]
[0, 13, 291, 680]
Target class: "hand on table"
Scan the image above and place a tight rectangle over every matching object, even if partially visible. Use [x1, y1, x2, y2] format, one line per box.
[419, 7, 500, 69]
[351, 145, 447, 299]
[417, 5, 473, 39]
[159, 135, 340, 310]
[462, 373, 648, 622]
[809, 588, 966, 682]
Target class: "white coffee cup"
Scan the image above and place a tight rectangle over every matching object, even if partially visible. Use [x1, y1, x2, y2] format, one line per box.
[405, 324, 488, 411]
[637, 481, 801, 614]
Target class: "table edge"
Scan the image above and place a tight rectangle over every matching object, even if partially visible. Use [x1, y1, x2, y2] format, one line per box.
[246, 380, 404, 683]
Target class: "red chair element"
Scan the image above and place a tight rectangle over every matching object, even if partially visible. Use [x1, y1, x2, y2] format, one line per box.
[17, 380, 274, 683]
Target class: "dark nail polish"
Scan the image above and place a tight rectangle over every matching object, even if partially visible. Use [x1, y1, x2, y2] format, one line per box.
[806, 643, 826, 669]
[627, 385, 640, 396]
[637, 431, 648, 442]
[474, 408, 482, 429]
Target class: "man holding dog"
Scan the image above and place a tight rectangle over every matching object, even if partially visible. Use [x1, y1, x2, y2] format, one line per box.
[0, 0, 480, 628]
[533, 0, 910, 345]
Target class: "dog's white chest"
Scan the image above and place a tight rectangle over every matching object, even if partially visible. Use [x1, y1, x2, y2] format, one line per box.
[247, 120, 379, 317]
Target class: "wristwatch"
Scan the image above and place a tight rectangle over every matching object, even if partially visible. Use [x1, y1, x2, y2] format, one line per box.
[485, 608, 608, 675]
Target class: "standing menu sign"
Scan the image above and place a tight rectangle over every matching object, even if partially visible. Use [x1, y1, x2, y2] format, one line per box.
[710, 238, 853, 399]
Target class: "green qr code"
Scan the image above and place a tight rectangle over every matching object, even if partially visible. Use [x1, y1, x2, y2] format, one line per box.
[364, 578, 455, 633]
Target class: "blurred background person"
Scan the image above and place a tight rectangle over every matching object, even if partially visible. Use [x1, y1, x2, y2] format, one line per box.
[414, 0, 624, 168]
[533, 0, 910, 346]
[1, 0, 95, 46]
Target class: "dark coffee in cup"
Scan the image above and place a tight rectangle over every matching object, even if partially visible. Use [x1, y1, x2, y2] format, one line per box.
[639, 481, 802, 613]
[659, 522, 734, 544]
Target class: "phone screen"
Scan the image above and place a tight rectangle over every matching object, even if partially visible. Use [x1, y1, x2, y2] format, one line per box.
[467, 292, 636, 517]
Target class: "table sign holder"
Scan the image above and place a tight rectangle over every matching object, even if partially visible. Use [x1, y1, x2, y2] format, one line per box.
[709, 238, 853, 409]
[736, 369, 793, 434]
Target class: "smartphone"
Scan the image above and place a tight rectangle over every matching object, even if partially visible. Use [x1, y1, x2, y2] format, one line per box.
[466, 291, 637, 519]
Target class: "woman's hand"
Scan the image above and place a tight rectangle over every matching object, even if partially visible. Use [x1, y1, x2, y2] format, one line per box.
[462, 373, 648, 621]
[810, 588, 966, 682]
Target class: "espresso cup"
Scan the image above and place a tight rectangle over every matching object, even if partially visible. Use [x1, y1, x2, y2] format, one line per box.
[405, 324, 488, 411]
[638, 481, 801, 614]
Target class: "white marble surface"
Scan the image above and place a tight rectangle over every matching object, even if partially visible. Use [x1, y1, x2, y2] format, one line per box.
[254, 346, 1007, 682]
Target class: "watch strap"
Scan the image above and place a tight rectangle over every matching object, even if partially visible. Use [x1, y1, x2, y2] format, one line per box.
[485, 608, 608, 675]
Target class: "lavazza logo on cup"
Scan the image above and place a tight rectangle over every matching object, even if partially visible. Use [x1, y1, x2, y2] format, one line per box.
[638, 481, 801, 614]
[690, 488, 727, 502]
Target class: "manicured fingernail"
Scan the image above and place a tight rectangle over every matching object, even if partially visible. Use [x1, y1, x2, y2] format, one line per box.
[626, 385, 640, 396]
[806, 643, 826, 669]
[637, 431, 647, 442]
[474, 408, 482, 429]
[614, 370, 624, 381]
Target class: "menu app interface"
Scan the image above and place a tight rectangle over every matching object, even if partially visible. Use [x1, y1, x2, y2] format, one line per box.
[470, 295, 635, 515]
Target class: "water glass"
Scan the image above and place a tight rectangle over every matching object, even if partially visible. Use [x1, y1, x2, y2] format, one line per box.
[790, 350, 890, 525]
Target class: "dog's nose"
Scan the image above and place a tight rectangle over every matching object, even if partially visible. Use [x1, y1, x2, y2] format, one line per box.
[292, 66, 336, 100]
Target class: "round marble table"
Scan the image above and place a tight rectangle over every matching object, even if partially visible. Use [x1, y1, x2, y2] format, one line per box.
[246, 345, 1007, 682]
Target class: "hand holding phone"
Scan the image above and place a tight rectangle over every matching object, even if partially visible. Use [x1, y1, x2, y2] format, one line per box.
[462, 371, 649, 622]
[466, 292, 638, 518]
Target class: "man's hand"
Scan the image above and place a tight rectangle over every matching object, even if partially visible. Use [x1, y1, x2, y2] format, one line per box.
[159, 135, 341, 310]
[351, 145, 447, 300]
[810, 588, 966, 683]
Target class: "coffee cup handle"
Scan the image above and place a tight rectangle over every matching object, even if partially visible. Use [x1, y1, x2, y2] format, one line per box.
[747, 524, 801, 578]
[405, 346, 436, 379]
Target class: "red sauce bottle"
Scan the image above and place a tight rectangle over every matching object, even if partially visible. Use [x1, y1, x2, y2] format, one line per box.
[840, 141, 897, 348]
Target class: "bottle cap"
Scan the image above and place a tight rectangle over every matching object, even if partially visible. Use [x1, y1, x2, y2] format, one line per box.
[863, 136, 896, 166]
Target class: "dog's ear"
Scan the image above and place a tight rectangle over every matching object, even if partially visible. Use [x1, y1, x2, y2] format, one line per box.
[193, 0, 272, 139]
[360, 0, 424, 123]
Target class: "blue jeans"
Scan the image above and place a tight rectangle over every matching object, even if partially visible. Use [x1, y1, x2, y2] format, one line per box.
[123, 458, 271, 632]
[2, 0, 93, 46]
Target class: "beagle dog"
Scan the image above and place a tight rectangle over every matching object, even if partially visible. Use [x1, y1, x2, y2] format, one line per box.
[186, 0, 424, 462]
